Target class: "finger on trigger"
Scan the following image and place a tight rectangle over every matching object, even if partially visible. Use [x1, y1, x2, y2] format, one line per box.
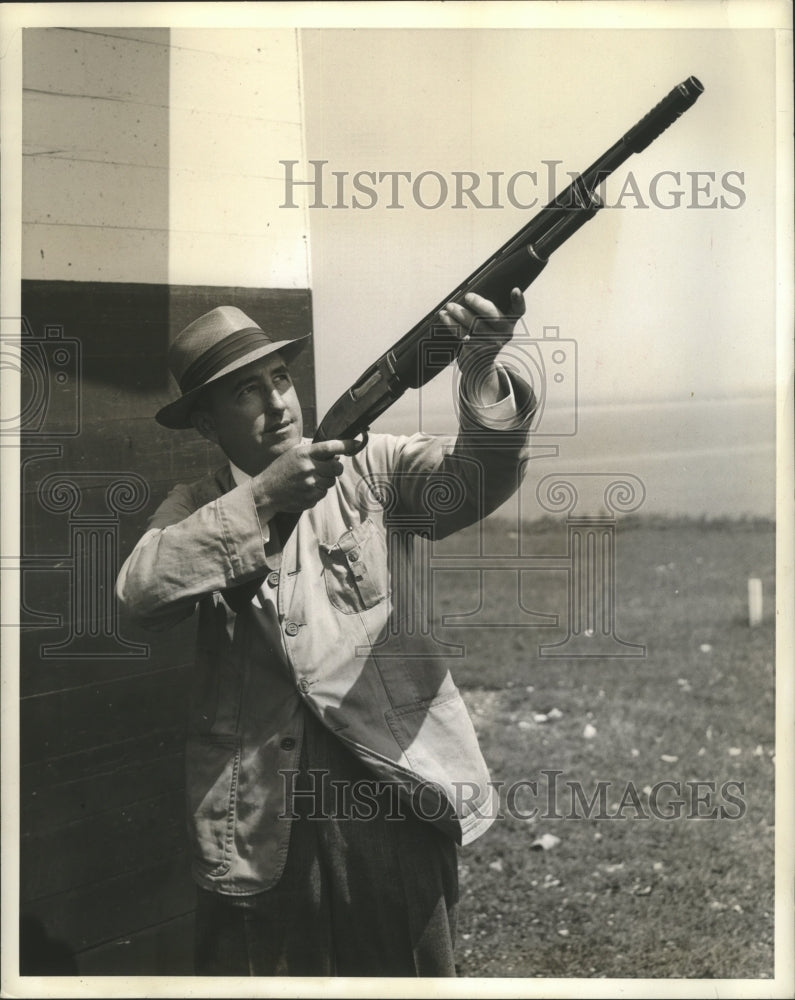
[312, 439, 353, 459]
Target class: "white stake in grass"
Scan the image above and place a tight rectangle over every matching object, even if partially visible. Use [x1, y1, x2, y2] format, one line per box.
[748, 577, 763, 628]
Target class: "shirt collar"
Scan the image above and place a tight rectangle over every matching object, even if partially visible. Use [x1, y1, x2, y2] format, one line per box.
[229, 461, 250, 487]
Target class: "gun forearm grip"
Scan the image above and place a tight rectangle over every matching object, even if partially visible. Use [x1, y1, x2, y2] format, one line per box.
[468, 247, 547, 314]
[468, 186, 603, 313]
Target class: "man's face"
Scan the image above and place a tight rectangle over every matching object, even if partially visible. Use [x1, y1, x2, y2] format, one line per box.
[192, 352, 303, 475]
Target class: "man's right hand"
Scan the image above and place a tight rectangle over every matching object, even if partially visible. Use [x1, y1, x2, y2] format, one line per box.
[250, 439, 360, 515]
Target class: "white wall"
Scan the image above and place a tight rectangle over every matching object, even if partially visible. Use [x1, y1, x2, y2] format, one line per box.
[22, 27, 171, 284]
[22, 27, 311, 290]
[168, 28, 310, 288]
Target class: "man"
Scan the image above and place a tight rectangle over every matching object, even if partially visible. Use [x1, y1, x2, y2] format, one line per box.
[116, 289, 535, 977]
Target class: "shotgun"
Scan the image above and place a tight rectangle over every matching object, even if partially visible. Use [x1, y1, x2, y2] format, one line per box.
[312, 76, 704, 447]
[223, 76, 704, 608]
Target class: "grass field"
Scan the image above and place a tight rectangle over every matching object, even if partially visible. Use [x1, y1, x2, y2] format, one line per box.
[432, 516, 776, 979]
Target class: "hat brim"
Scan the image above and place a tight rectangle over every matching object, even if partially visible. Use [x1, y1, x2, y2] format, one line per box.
[155, 334, 310, 429]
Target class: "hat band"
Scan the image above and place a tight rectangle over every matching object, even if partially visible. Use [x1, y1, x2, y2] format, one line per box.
[178, 327, 271, 395]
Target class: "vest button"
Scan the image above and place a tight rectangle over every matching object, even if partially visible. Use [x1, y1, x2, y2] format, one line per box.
[284, 621, 300, 637]
[267, 571, 280, 588]
[298, 679, 310, 693]
[280, 736, 296, 751]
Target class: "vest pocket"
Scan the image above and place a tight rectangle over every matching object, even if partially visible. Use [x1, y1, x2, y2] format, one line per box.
[185, 733, 241, 876]
[320, 518, 388, 614]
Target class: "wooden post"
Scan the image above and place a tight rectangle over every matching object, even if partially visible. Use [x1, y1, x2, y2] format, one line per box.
[748, 577, 763, 628]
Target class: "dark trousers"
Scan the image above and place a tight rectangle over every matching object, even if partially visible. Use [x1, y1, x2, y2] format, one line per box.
[194, 709, 459, 976]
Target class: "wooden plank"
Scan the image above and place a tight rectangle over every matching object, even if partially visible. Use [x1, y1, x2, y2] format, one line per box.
[75, 911, 195, 976]
[23, 27, 170, 105]
[74, 28, 172, 48]
[169, 229, 311, 292]
[20, 852, 196, 958]
[20, 439, 216, 494]
[23, 91, 169, 170]
[19, 624, 194, 699]
[169, 109, 300, 177]
[18, 412, 312, 478]
[22, 222, 169, 285]
[23, 479, 172, 532]
[22, 726, 184, 796]
[23, 90, 299, 179]
[16, 396, 313, 452]
[170, 30, 301, 123]
[19, 279, 171, 377]
[24, 158, 168, 231]
[20, 664, 192, 763]
[17, 509, 201, 653]
[21, 745, 185, 830]
[168, 168, 304, 234]
[21, 790, 186, 900]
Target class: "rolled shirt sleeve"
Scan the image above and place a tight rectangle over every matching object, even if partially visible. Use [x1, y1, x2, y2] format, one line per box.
[462, 362, 525, 430]
[116, 479, 270, 630]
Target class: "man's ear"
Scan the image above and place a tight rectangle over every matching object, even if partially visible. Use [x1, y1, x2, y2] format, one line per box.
[191, 406, 219, 444]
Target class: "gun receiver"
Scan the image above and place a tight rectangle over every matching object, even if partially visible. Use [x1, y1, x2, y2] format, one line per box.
[314, 76, 704, 445]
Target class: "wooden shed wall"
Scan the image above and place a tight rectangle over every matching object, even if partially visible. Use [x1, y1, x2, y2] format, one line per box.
[18, 26, 313, 975]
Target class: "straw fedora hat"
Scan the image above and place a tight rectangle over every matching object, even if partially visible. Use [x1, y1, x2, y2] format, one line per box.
[156, 305, 310, 429]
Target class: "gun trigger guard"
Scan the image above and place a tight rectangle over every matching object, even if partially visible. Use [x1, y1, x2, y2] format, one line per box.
[351, 430, 369, 455]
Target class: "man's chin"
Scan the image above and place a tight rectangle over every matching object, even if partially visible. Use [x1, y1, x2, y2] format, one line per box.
[264, 428, 302, 457]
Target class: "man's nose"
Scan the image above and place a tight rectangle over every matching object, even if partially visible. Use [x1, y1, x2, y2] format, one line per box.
[263, 386, 286, 412]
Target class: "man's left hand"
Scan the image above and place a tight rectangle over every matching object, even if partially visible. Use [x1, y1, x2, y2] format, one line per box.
[438, 288, 526, 405]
